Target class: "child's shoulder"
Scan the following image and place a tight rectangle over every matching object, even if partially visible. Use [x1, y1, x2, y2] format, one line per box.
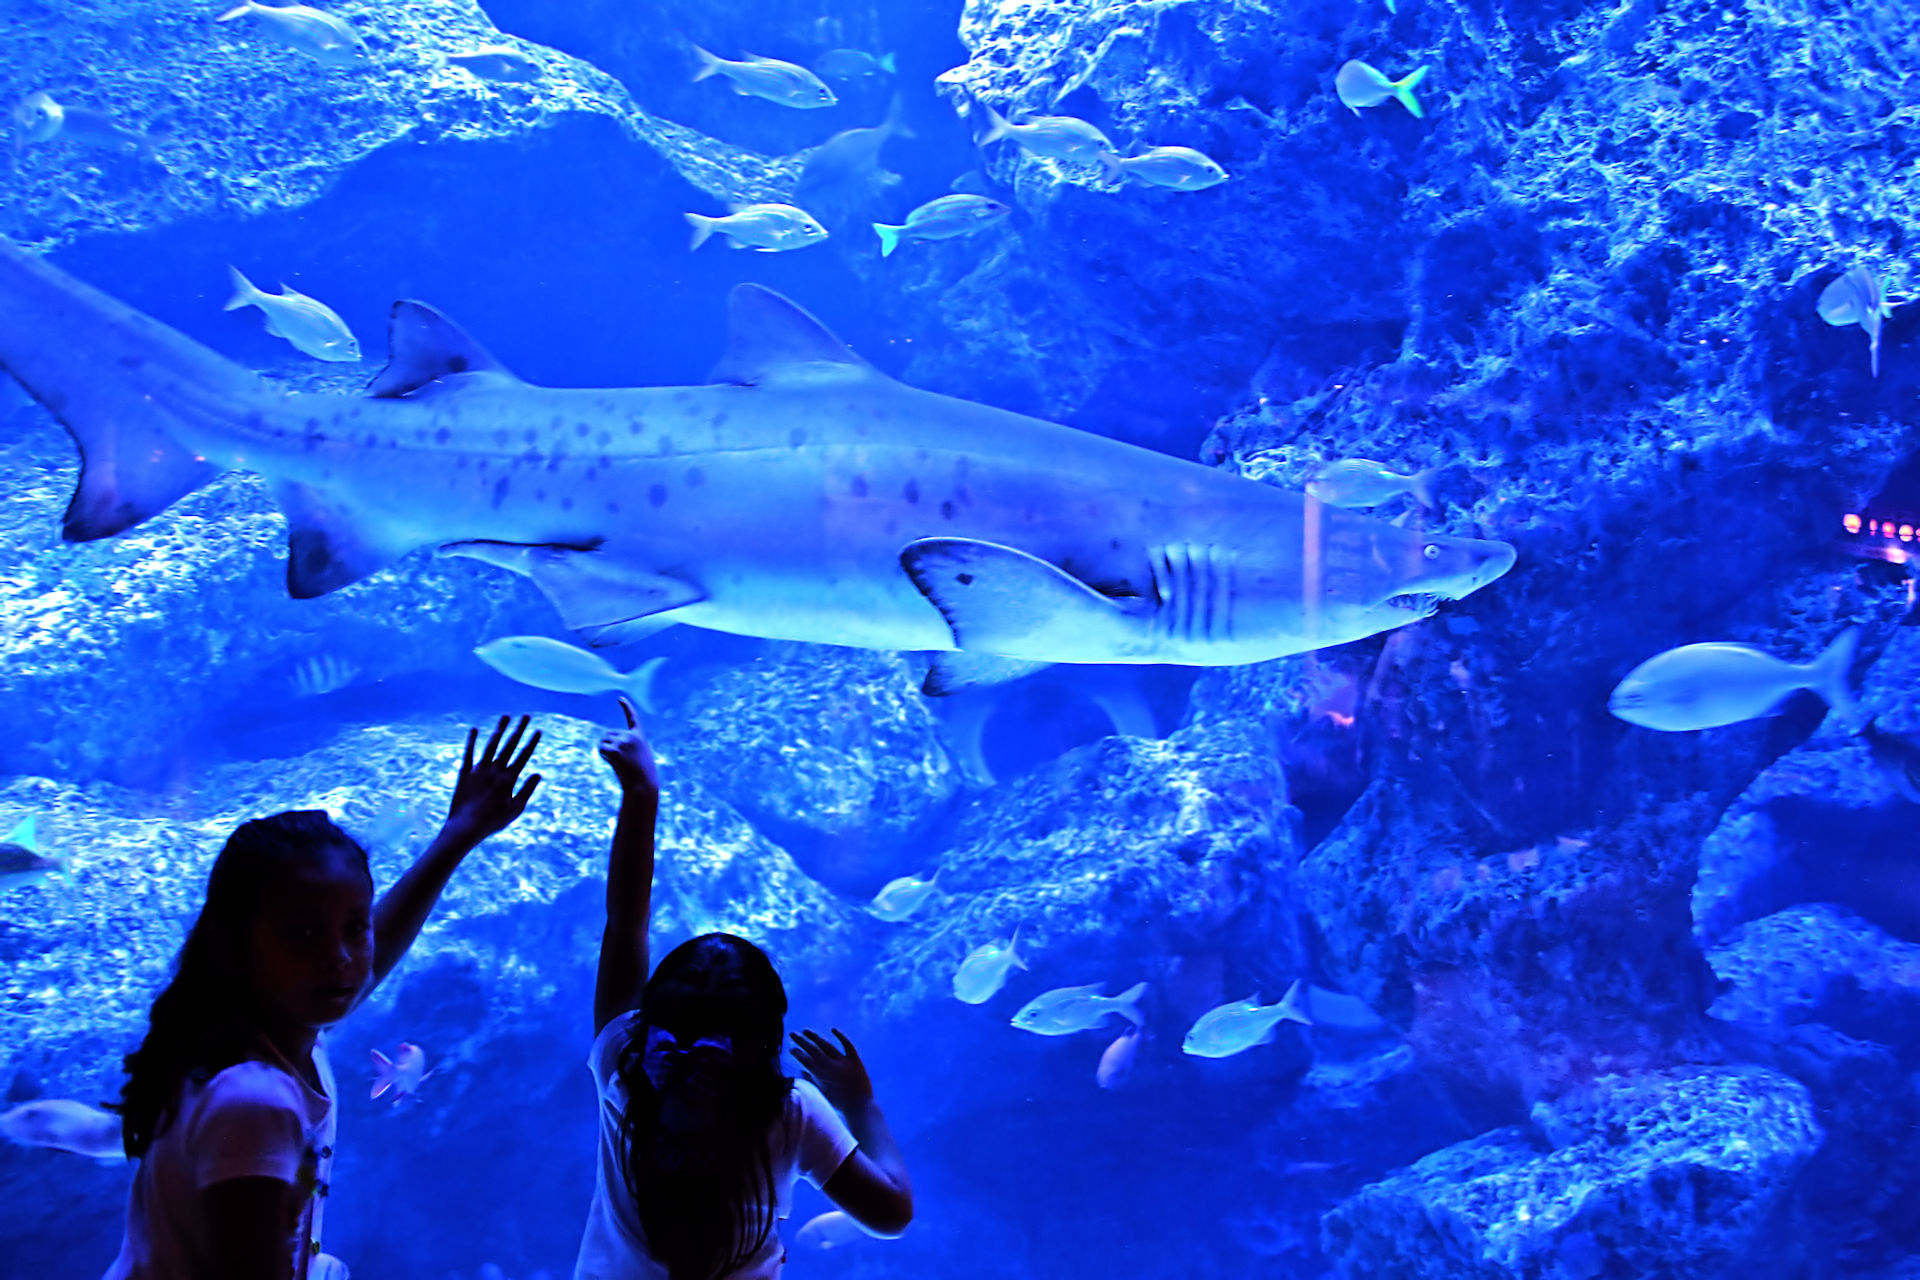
[194, 1058, 310, 1116]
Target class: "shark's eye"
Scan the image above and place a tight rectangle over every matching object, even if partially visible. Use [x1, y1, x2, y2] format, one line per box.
[1422, 543, 1441, 560]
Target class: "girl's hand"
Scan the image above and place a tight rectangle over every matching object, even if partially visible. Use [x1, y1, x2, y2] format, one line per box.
[446, 715, 542, 840]
[790, 1029, 874, 1111]
[598, 697, 660, 798]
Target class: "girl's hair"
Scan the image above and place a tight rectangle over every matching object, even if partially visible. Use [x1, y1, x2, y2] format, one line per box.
[614, 933, 794, 1280]
[110, 810, 370, 1158]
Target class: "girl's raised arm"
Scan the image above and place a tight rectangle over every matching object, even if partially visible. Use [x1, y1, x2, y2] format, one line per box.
[368, 715, 542, 995]
[595, 697, 660, 1035]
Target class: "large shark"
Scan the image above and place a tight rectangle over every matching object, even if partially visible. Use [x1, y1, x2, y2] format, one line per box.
[0, 239, 1515, 691]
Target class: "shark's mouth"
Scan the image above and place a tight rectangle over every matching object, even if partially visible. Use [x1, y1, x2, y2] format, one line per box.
[1383, 592, 1441, 616]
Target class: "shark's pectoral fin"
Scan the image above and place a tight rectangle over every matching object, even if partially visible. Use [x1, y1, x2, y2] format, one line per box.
[707, 284, 879, 386]
[440, 539, 707, 629]
[577, 615, 683, 649]
[901, 538, 1134, 662]
[276, 481, 407, 598]
[922, 650, 1053, 697]
[367, 301, 517, 398]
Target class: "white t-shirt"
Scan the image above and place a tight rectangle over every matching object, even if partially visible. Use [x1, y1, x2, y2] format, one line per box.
[574, 1012, 858, 1280]
[103, 1039, 337, 1280]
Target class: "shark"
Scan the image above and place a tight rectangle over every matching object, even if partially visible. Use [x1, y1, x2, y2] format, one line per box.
[0, 238, 1516, 691]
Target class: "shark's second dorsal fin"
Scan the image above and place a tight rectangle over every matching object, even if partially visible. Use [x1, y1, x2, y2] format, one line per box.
[367, 301, 515, 398]
[708, 284, 875, 387]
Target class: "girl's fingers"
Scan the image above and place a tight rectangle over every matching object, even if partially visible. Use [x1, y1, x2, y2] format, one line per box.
[514, 775, 542, 806]
[833, 1029, 855, 1056]
[498, 714, 528, 763]
[511, 729, 542, 772]
[483, 715, 508, 763]
[618, 696, 637, 729]
[462, 727, 478, 776]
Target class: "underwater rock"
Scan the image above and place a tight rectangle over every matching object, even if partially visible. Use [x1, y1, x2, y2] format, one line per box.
[0, 0, 789, 251]
[659, 645, 965, 894]
[1707, 903, 1920, 1042]
[1321, 1065, 1823, 1279]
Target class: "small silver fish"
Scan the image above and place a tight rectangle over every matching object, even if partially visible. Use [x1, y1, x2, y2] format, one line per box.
[952, 927, 1026, 1004]
[0, 1099, 123, 1161]
[873, 194, 1009, 258]
[11, 92, 157, 159]
[1095, 1026, 1141, 1089]
[1818, 266, 1894, 377]
[1307, 460, 1439, 509]
[217, 3, 368, 69]
[685, 203, 828, 253]
[1335, 60, 1428, 118]
[692, 48, 836, 109]
[1608, 628, 1859, 733]
[370, 1043, 428, 1102]
[1300, 984, 1387, 1032]
[0, 816, 65, 892]
[814, 49, 896, 81]
[224, 267, 360, 362]
[1011, 981, 1148, 1036]
[799, 100, 913, 200]
[1182, 981, 1312, 1058]
[869, 870, 942, 922]
[1099, 146, 1229, 191]
[445, 47, 542, 83]
[975, 102, 1115, 162]
[473, 635, 664, 710]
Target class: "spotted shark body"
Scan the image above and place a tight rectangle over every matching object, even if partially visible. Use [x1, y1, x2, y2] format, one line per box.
[0, 239, 1516, 690]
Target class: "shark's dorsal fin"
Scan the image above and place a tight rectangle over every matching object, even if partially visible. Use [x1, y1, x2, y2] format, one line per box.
[367, 301, 516, 399]
[708, 284, 875, 387]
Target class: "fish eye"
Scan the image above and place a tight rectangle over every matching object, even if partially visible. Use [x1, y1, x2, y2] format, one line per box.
[1422, 543, 1441, 560]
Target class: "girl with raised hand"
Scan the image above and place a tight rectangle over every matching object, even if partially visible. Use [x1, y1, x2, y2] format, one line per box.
[104, 715, 543, 1280]
[578, 697, 912, 1280]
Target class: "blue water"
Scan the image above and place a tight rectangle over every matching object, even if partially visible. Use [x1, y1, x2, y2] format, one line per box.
[4, 0, 1920, 1278]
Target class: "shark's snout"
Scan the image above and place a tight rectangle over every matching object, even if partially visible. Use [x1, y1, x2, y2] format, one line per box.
[1416, 535, 1518, 600]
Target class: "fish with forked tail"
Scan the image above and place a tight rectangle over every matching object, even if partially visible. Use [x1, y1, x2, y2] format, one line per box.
[0, 237, 1516, 691]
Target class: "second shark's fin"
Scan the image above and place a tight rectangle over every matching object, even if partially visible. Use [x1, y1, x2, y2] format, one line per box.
[367, 301, 516, 398]
[922, 650, 1052, 696]
[275, 481, 409, 598]
[441, 540, 707, 630]
[902, 537, 1134, 664]
[707, 284, 876, 387]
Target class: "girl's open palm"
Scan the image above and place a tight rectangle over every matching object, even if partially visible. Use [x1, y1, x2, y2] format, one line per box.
[791, 1029, 874, 1110]
[447, 714, 542, 838]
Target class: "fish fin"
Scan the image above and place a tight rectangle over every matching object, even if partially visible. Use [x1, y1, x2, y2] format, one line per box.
[901, 538, 1133, 659]
[684, 212, 718, 252]
[0, 240, 244, 540]
[223, 266, 259, 311]
[1810, 626, 1862, 730]
[275, 481, 406, 598]
[1088, 687, 1157, 738]
[879, 52, 898, 74]
[216, 3, 252, 20]
[369, 1049, 394, 1099]
[1098, 150, 1124, 178]
[440, 540, 707, 630]
[974, 99, 1012, 146]
[1410, 466, 1442, 509]
[921, 650, 1052, 696]
[873, 222, 903, 257]
[627, 656, 668, 715]
[691, 46, 722, 81]
[1817, 274, 1863, 326]
[706, 284, 876, 386]
[366, 301, 515, 398]
[1278, 979, 1314, 1026]
[1393, 65, 1428, 118]
[1871, 328, 1882, 378]
[3, 816, 35, 852]
[578, 615, 683, 649]
[1114, 980, 1149, 1027]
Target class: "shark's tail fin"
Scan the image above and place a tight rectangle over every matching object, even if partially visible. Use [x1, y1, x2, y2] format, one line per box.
[0, 239, 263, 541]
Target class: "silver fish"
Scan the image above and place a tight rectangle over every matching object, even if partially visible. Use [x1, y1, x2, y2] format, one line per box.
[224, 267, 360, 362]
[1335, 61, 1427, 117]
[869, 871, 942, 922]
[474, 635, 664, 710]
[873, 195, 1009, 258]
[1608, 628, 1859, 733]
[813, 49, 896, 81]
[952, 928, 1026, 1003]
[975, 102, 1114, 162]
[11, 92, 157, 159]
[1182, 981, 1312, 1058]
[685, 203, 828, 253]
[0, 1100, 123, 1161]
[217, 2, 368, 69]
[1011, 981, 1147, 1036]
[1818, 266, 1893, 377]
[445, 48, 542, 83]
[692, 48, 836, 109]
[1099, 146, 1228, 191]
[1307, 460, 1439, 509]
